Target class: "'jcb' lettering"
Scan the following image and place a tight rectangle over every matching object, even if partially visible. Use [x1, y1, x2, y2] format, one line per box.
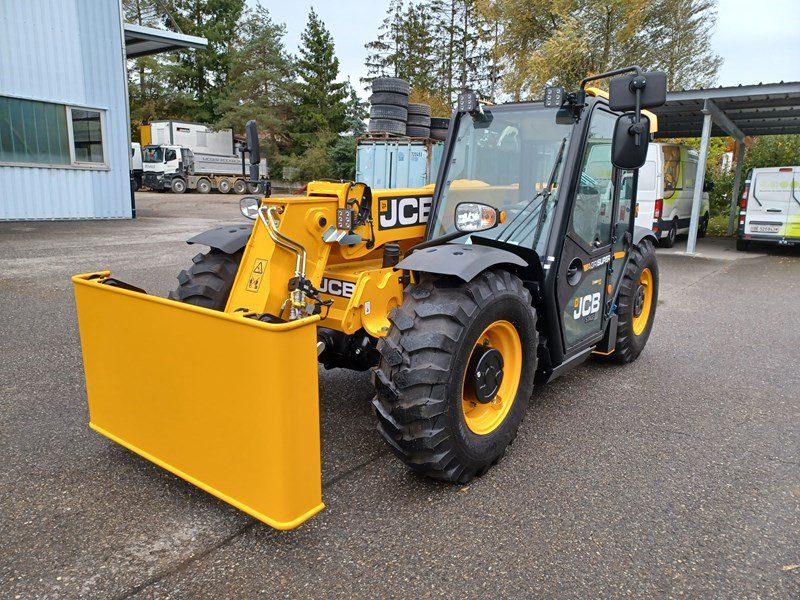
[573, 292, 601, 320]
[379, 196, 431, 230]
[319, 277, 355, 298]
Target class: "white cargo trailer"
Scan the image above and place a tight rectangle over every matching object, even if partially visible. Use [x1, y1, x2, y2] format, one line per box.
[145, 121, 235, 157]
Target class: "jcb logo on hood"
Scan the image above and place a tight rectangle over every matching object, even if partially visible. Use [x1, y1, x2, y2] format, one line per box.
[378, 196, 432, 230]
[319, 277, 355, 298]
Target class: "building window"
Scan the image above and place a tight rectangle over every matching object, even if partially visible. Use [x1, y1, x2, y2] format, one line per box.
[0, 96, 106, 168]
[70, 108, 104, 164]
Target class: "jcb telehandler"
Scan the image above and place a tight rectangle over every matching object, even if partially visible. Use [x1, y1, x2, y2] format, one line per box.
[73, 67, 667, 530]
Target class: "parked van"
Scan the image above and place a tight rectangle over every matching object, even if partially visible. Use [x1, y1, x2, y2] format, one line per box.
[736, 166, 800, 250]
[635, 143, 711, 247]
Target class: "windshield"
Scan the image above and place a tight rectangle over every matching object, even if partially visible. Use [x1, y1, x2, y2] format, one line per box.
[429, 105, 573, 255]
[143, 146, 163, 163]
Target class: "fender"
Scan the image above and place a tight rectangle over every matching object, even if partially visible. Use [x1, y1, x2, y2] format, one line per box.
[633, 225, 658, 246]
[395, 243, 527, 282]
[186, 223, 253, 254]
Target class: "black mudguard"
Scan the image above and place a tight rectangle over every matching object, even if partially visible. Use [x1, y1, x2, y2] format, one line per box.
[633, 225, 658, 246]
[186, 223, 253, 254]
[395, 243, 528, 282]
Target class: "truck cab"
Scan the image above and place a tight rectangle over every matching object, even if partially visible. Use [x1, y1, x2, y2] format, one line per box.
[142, 144, 194, 191]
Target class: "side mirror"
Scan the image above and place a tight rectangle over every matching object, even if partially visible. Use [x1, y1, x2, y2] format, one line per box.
[612, 113, 650, 169]
[245, 120, 262, 186]
[703, 180, 714, 192]
[455, 202, 502, 233]
[608, 71, 667, 111]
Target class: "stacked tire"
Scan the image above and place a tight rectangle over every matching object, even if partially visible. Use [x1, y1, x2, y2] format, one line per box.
[430, 117, 450, 141]
[406, 103, 431, 138]
[369, 78, 409, 135]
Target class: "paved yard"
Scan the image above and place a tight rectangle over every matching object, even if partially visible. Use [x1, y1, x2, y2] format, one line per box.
[1, 193, 798, 598]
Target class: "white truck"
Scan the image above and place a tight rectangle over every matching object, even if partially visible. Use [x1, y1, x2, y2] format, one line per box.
[139, 121, 267, 194]
[131, 142, 143, 191]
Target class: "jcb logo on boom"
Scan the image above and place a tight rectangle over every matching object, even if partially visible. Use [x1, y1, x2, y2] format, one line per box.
[378, 196, 432, 230]
[319, 277, 355, 298]
[573, 292, 601, 320]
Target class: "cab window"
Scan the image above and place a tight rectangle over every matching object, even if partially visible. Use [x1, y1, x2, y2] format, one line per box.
[571, 108, 617, 249]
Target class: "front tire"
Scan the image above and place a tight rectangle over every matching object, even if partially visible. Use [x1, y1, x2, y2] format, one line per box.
[168, 248, 242, 310]
[659, 217, 678, 248]
[612, 239, 658, 363]
[372, 270, 538, 484]
[171, 178, 187, 194]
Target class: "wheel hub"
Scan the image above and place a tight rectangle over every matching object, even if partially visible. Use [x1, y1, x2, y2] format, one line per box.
[468, 345, 504, 404]
[633, 285, 645, 317]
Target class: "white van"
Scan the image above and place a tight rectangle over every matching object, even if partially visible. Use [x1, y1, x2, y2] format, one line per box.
[634, 143, 711, 247]
[736, 166, 800, 250]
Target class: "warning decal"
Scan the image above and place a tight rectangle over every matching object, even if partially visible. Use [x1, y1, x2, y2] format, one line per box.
[246, 258, 267, 292]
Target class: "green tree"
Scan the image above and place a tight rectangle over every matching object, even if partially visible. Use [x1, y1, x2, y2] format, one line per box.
[290, 8, 348, 149]
[168, 0, 246, 123]
[343, 80, 369, 135]
[215, 4, 294, 155]
[491, 0, 722, 99]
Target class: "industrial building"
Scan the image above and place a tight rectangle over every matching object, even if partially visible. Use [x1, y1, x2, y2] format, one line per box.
[0, 1, 205, 220]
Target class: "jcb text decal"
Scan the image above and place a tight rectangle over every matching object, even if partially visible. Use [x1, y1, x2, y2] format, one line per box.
[378, 196, 432, 230]
[319, 277, 355, 298]
[573, 292, 601, 321]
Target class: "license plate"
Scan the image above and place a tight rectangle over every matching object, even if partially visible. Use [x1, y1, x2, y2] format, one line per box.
[750, 224, 780, 233]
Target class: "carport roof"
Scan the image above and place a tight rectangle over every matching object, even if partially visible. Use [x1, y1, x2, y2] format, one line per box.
[651, 81, 800, 138]
[124, 23, 207, 58]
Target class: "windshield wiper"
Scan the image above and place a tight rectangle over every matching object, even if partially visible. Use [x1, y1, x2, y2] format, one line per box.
[496, 137, 567, 245]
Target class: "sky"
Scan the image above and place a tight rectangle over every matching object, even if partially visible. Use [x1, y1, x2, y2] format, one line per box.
[257, 0, 800, 95]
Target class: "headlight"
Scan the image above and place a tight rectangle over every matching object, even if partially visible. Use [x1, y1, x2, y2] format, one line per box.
[239, 196, 260, 220]
[455, 202, 502, 232]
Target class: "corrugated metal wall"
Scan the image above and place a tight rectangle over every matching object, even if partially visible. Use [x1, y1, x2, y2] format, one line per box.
[0, 0, 131, 220]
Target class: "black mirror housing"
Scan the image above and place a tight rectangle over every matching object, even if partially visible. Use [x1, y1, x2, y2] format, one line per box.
[703, 180, 714, 192]
[609, 71, 667, 111]
[612, 113, 650, 169]
[245, 120, 260, 165]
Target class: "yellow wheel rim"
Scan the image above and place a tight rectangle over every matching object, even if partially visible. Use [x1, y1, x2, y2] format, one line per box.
[632, 267, 653, 336]
[462, 320, 523, 436]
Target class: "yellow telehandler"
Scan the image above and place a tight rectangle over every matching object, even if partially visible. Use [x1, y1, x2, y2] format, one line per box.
[73, 67, 667, 530]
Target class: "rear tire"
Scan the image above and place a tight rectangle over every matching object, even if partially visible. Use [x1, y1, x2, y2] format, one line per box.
[233, 179, 247, 194]
[698, 212, 709, 238]
[196, 178, 212, 194]
[373, 269, 538, 484]
[736, 238, 750, 251]
[611, 239, 658, 363]
[659, 217, 678, 248]
[217, 179, 232, 194]
[168, 248, 242, 310]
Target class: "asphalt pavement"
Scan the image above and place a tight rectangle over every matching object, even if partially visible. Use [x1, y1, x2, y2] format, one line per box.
[1, 192, 798, 599]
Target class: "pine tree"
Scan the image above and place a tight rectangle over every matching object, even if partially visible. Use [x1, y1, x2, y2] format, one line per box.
[215, 5, 294, 154]
[168, 0, 246, 123]
[291, 8, 348, 149]
[363, 0, 406, 81]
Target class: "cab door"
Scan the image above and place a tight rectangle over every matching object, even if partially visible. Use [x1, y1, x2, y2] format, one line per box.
[556, 107, 618, 352]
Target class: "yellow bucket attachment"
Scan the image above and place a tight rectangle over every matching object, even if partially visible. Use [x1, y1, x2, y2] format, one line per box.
[72, 273, 324, 530]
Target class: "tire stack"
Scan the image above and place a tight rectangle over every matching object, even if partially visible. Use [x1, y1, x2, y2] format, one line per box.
[406, 103, 432, 138]
[430, 117, 450, 141]
[368, 78, 410, 136]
